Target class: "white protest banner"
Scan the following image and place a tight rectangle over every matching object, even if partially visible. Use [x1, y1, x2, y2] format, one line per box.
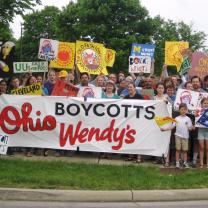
[77, 87, 102, 99]
[0, 133, 9, 155]
[38, 38, 59, 60]
[174, 89, 199, 112]
[13, 61, 48, 73]
[0, 95, 171, 156]
[129, 56, 151, 73]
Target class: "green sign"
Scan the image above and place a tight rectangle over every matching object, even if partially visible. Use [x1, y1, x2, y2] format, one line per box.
[13, 61, 48, 73]
[179, 56, 191, 76]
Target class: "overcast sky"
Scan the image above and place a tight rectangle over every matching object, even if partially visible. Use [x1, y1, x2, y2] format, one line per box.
[11, 0, 208, 46]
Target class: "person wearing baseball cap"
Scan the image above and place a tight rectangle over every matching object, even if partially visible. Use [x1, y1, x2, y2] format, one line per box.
[58, 70, 68, 82]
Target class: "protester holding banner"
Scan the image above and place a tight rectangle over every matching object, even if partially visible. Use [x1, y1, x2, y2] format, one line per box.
[184, 81, 193, 91]
[124, 82, 143, 163]
[154, 83, 168, 102]
[68, 71, 76, 85]
[94, 75, 106, 89]
[8, 76, 21, 93]
[120, 76, 135, 98]
[118, 71, 126, 83]
[108, 73, 118, 85]
[58, 70, 68, 82]
[191, 76, 206, 167]
[76, 72, 94, 88]
[102, 80, 120, 99]
[203, 75, 208, 92]
[25, 75, 37, 86]
[195, 98, 208, 168]
[0, 79, 14, 156]
[165, 85, 176, 106]
[0, 79, 8, 95]
[43, 69, 56, 95]
[117, 78, 127, 96]
[36, 74, 43, 84]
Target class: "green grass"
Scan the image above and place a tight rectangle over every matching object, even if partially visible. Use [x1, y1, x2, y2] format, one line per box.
[1, 158, 208, 190]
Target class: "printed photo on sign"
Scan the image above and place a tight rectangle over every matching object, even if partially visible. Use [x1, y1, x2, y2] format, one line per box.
[76, 41, 106, 75]
[82, 49, 100, 70]
[77, 87, 102, 99]
[174, 89, 199, 112]
[38, 38, 59, 61]
[129, 56, 151, 73]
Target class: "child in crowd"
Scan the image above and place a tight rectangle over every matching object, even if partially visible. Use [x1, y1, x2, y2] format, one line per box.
[195, 97, 208, 168]
[161, 103, 194, 168]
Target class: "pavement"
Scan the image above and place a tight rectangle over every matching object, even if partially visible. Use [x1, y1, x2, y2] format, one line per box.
[0, 188, 208, 202]
[1, 151, 208, 202]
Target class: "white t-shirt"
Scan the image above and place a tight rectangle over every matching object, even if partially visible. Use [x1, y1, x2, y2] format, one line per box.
[174, 115, 192, 139]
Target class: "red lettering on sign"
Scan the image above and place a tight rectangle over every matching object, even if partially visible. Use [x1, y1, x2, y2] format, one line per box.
[0, 103, 56, 134]
[59, 119, 136, 150]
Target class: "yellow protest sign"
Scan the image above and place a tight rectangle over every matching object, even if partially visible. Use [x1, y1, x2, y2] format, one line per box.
[165, 41, 189, 70]
[76, 41, 107, 75]
[11, 83, 42, 95]
[104, 48, 116, 67]
[50, 42, 75, 69]
[154, 116, 176, 127]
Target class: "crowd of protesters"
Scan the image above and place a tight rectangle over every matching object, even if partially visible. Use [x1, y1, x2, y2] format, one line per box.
[0, 65, 208, 169]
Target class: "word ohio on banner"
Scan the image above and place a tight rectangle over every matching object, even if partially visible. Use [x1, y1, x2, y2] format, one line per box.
[0, 95, 171, 156]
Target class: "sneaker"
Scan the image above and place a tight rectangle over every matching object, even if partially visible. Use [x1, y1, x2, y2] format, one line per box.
[183, 162, 189, 169]
[176, 162, 180, 169]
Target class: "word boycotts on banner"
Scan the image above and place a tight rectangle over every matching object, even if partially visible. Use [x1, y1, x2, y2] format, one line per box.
[55, 102, 155, 119]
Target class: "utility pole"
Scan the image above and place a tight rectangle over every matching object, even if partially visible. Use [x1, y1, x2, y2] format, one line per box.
[20, 23, 23, 61]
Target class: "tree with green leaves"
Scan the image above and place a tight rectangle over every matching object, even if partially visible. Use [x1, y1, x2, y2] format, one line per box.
[17, 0, 206, 75]
[152, 16, 206, 74]
[18, 6, 60, 61]
[57, 0, 154, 73]
[0, 0, 41, 24]
[0, 22, 13, 40]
